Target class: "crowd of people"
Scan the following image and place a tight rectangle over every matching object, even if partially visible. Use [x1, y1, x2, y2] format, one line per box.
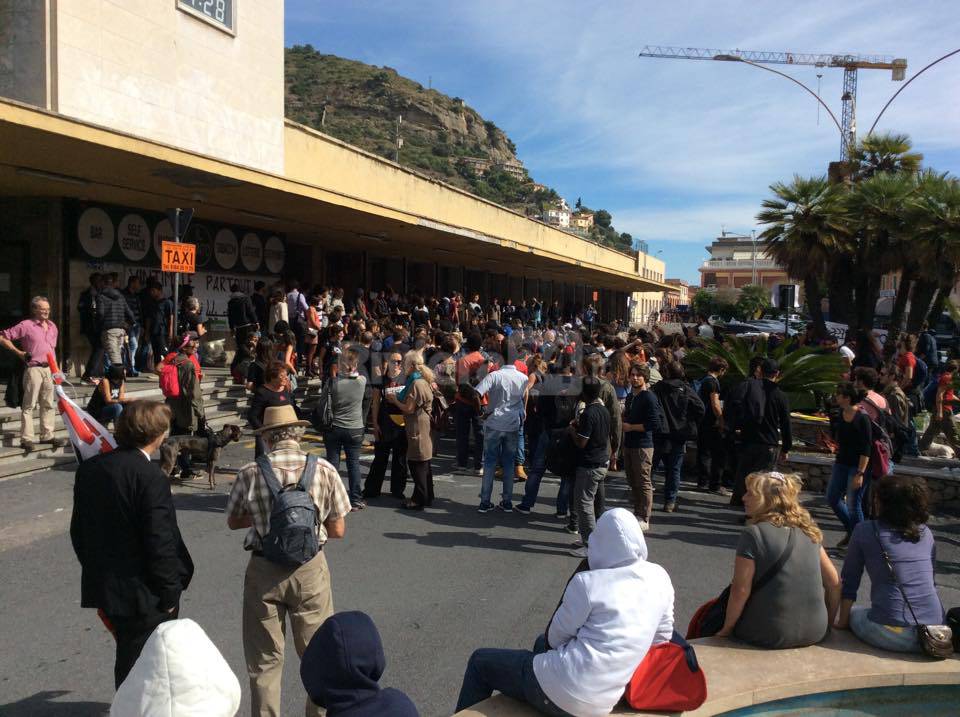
[0, 279, 955, 716]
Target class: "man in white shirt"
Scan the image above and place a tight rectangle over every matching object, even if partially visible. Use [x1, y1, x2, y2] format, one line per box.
[475, 362, 528, 513]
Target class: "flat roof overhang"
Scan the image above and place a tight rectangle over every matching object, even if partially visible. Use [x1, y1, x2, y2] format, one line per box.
[0, 99, 669, 293]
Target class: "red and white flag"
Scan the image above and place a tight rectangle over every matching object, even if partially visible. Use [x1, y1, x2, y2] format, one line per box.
[48, 353, 116, 462]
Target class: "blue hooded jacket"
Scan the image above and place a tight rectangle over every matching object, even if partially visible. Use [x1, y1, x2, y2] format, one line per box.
[300, 611, 419, 717]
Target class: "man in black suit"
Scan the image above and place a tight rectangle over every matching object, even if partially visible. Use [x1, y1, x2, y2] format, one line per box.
[71, 400, 194, 688]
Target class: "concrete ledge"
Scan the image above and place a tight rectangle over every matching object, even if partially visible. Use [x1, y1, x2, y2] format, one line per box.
[452, 630, 960, 716]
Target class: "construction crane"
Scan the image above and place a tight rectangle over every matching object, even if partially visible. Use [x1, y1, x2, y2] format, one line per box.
[638, 46, 907, 160]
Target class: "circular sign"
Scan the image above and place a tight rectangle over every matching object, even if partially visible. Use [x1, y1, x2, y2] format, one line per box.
[186, 225, 213, 268]
[263, 235, 285, 274]
[214, 229, 239, 270]
[117, 214, 150, 261]
[240, 232, 263, 272]
[77, 207, 115, 258]
[154, 219, 174, 259]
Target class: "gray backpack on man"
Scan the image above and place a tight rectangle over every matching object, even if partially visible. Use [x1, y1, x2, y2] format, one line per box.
[256, 454, 320, 566]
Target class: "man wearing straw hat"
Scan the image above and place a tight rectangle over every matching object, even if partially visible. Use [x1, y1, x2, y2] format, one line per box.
[226, 404, 351, 717]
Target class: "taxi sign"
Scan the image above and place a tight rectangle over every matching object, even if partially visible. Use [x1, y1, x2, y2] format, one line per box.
[161, 241, 196, 274]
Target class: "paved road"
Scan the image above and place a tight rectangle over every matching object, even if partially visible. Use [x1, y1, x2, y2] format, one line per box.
[1, 436, 958, 717]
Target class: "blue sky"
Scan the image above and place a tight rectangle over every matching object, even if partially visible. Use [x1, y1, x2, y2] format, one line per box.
[285, 1, 960, 284]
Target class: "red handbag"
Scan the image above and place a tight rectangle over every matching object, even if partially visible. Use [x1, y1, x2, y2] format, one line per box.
[623, 630, 707, 712]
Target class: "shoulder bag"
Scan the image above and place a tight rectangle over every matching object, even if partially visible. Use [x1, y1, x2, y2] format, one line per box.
[873, 522, 953, 658]
[687, 526, 796, 639]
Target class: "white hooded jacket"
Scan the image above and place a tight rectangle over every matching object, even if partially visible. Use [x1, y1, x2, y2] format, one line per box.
[111, 619, 241, 717]
[533, 509, 674, 717]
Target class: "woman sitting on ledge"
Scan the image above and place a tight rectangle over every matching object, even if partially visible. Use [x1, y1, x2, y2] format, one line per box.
[715, 471, 841, 648]
[836, 475, 944, 653]
[455, 509, 674, 716]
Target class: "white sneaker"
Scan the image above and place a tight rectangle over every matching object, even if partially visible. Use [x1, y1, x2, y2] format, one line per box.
[639, 520, 650, 531]
[568, 546, 588, 558]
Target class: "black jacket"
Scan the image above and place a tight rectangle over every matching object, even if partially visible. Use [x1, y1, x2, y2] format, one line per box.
[251, 292, 269, 329]
[71, 448, 194, 617]
[227, 292, 259, 330]
[96, 287, 136, 331]
[727, 377, 793, 452]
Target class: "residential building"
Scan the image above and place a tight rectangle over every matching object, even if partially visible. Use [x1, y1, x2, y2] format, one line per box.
[458, 156, 492, 176]
[570, 211, 594, 231]
[543, 206, 571, 228]
[699, 233, 792, 292]
[664, 278, 689, 309]
[497, 158, 526, 181]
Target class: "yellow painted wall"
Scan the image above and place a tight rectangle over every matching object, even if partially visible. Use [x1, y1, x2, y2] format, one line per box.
[283, 122, 654, 284]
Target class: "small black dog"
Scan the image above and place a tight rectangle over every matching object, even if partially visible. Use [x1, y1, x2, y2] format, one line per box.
[159, 424, 242, 489]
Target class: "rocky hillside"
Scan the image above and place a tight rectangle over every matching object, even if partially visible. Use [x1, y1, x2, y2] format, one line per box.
[284, 45, 634, 251]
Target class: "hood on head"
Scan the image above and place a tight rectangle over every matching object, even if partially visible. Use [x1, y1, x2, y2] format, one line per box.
[110, 619, 240, 717]
[587, 508, 648, 569]
[101, 287, 123, 299]
[301, 611, 384, 712]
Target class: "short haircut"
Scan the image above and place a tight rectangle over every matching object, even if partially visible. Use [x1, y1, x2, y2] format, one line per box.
[262, 425, 305, 446]
[665, 361, 686, 380]
[581, 376, 603, 402]
[264, 362, 287, 383]
[466, 332, 483, 352]
[30, 296, 50, 311]
[708, 356, 729, 373]
[629, 362, 651, 381]
[254, 281, 266, 291]
[583, 353, 605, 377]
[835, 381, 866, 404]
[115, 401, 171, 449]
[230, 283, 241, 293]
[852, 366, 878, 389]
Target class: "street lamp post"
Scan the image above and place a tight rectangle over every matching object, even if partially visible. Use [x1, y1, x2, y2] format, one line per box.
[751, 229, 757, 285]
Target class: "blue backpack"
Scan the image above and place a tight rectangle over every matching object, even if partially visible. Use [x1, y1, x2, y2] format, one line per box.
[256, 454, 320, 566]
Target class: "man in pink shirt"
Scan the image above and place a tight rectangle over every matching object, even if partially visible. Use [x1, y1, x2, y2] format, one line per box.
[852, 367, 888, 421]
[0, 296, 66, 451]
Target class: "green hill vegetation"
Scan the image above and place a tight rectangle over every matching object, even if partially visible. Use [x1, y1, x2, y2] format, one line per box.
[284, 45, 635, 253]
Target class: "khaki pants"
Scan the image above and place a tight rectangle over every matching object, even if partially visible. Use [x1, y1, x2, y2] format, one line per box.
[21, 366, 55, 443]
[243, 552, 333, 717]
[624, 446, 654, 521]
[102, 327, 126, 367]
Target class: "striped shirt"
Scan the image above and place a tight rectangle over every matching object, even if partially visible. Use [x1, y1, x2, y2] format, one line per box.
[226, 441, 350, 551]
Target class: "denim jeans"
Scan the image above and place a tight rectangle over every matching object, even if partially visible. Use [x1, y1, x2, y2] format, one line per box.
[97, 402, 123, 427]
[660, 441, 685, 504]
[849, 606, 921, 653]
[125, 325, 140, 374]
[455, 635, 571, 715]
[455, 401, 483, 469]
[325, 426, 365, 503]
[519, 430, 550, 509]
[575, 465, 608, 545]
[827, 462, 867, 533]
[481, 427, 518, 505]
[516, 420, 526, 465]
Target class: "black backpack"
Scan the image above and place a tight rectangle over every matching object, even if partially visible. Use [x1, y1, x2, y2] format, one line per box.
[863, 396, 911, 461]
[256, 454, 321, 567]
[653, 381, 705, 440]
[311, 379, 336, 433]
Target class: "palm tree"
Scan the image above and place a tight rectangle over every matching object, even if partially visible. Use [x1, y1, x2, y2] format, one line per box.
[904, 171, 960, 331]
[850, 132, 923, 180]
[844, 171, 916, 333]
[684, 336, 846, 411]
[757, 175, 849, 337]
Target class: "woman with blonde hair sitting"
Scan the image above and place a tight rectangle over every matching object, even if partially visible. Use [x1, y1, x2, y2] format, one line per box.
[715, 471, 841, 648]
[387, 350, 436, 510]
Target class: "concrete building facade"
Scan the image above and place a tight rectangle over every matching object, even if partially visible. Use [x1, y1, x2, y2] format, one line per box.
[0, 1, 668, 373]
